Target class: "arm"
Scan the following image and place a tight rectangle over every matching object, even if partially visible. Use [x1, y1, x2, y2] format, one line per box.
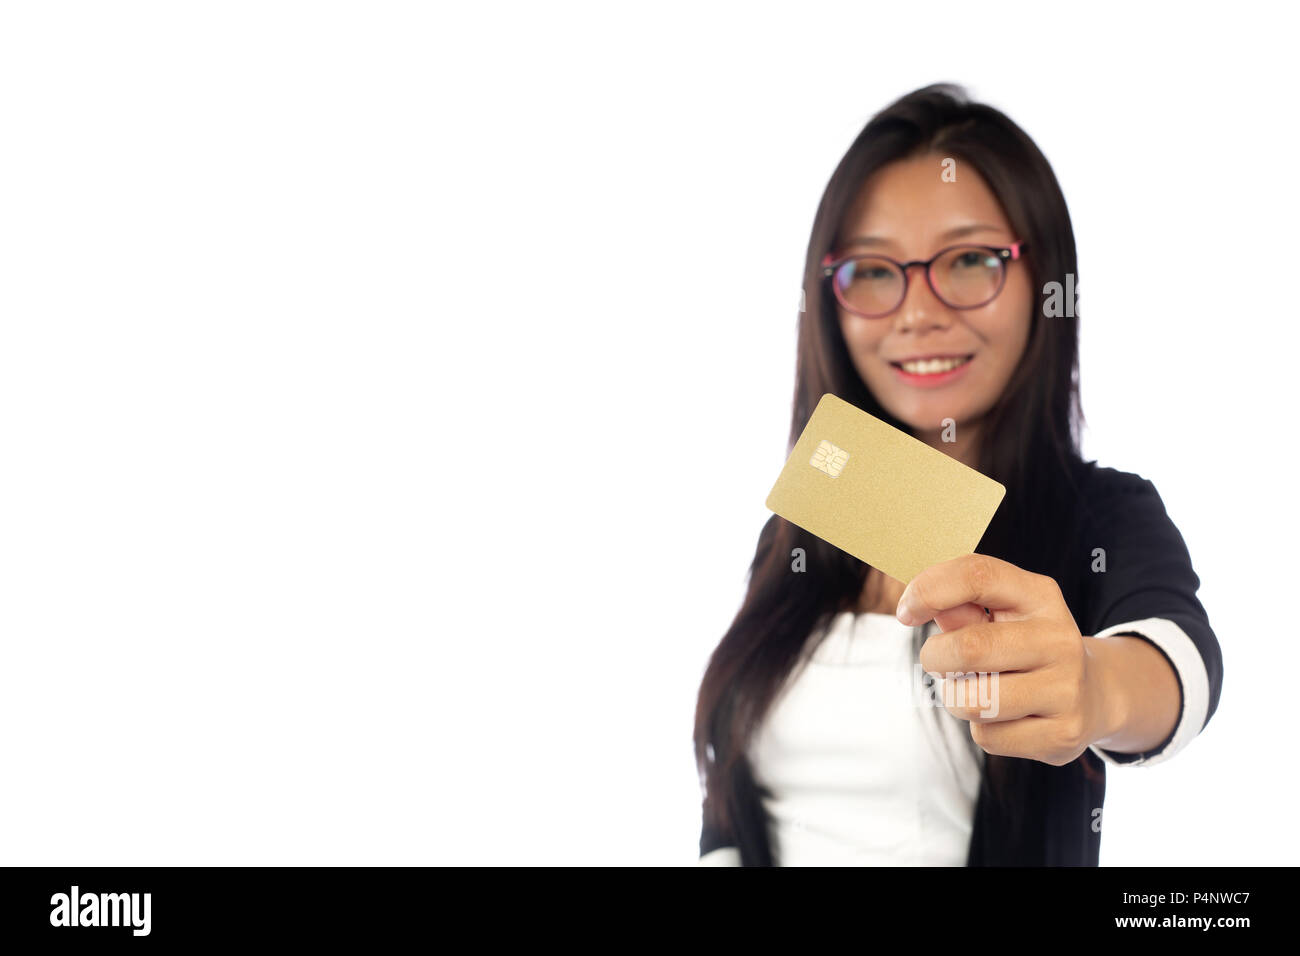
[1078, 471, 1223, 767]
[697, 814, 742, 865]
[898, 469, 1221, 769]
[1084, 628, 1180, 756]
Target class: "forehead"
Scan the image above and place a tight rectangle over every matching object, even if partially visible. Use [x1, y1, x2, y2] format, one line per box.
[840, 154, 1012, 247]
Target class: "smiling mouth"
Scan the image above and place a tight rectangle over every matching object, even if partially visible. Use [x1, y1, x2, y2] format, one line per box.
[889, 354, 974, 375]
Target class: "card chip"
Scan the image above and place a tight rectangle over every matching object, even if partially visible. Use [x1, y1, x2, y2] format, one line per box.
[810, 439, 850, 478]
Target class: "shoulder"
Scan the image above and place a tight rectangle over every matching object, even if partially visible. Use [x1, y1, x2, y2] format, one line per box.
[1069, 459, 1171, 531]
[1072, 458, 1159, 501]
[1068, 459, 1209, 638]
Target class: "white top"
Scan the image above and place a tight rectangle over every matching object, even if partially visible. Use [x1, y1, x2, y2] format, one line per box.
[751, 611, 983, 866]
[697, 611, 1211, 866]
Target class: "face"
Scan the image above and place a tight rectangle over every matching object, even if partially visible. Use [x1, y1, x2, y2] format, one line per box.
[832, 154, 1032, 447]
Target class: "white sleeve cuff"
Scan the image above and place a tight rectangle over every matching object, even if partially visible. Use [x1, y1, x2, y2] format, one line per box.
[1088, 616, 1210, 768]
[697, 846, 742, 866]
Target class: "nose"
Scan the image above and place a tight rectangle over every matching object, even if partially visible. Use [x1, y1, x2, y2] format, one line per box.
[893, 263, 952, 333]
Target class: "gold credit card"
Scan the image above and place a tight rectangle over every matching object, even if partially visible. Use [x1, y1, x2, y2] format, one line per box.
[764, 393, 1005, 584]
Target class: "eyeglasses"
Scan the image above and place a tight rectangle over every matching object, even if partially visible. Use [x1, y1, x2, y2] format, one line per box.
[821, 241, 1025, 318]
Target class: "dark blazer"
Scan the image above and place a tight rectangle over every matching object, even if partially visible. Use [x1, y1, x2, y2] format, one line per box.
[699, 461, 1224, 866]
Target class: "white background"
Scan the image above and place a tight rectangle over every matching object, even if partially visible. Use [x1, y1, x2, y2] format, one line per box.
[1, 1, 1294, 865]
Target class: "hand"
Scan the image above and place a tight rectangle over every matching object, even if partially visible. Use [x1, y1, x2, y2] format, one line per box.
[895, 553, 1114, 767]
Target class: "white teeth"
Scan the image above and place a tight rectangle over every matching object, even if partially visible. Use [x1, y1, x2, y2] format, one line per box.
[899, 355, 970, 375]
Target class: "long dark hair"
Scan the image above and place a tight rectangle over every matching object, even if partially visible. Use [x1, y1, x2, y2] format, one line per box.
[693, 83, 1089, 865]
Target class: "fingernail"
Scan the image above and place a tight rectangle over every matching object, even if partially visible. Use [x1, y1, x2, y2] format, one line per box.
[895, 596, 915, 626]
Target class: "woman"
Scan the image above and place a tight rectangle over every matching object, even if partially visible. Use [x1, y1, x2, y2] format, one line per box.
[693, 84, 1223, 866]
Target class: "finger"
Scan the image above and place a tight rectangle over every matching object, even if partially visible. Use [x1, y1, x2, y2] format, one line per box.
[968, 716, 1085, 766]
[929, 671, 1058, 723]
[918, 619, 1052, 675]
[932, 601, 988, 633]
[896, 553, 1058, 626]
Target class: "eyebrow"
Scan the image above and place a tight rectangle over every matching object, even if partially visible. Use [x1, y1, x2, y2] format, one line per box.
[841, 223, 1005, 249]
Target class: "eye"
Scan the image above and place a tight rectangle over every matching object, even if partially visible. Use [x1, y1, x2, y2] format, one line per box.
[838, 260, 897, 284]
[858, 265, 895, 281]
[953, 250, 992, 269]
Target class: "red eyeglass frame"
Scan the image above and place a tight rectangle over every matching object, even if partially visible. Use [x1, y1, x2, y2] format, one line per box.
[820, 240, 1026, 317]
